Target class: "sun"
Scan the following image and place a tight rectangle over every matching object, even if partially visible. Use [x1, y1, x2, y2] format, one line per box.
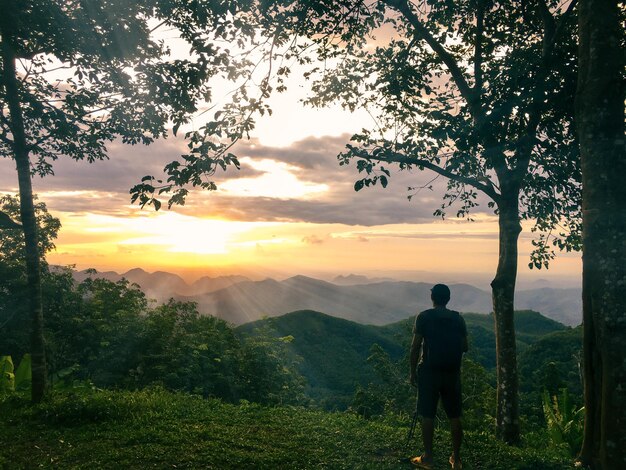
[116, 212, 278, 255]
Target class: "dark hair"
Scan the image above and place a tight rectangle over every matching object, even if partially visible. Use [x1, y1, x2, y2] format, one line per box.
[431, 283, 451, 305]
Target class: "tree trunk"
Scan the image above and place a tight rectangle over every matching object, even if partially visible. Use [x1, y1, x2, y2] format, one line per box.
[576, 0, 625, 467]
[491, 193, 521, 444]
[1, 42, 47, 402]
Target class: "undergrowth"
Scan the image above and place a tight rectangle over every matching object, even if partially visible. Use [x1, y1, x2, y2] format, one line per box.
[1, 388, 576, 469]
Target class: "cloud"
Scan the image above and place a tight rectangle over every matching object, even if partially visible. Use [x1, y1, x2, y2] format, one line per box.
[302, 234, 325, 245]
[331, 229, 500, 241]
[0, 132, 495, 226]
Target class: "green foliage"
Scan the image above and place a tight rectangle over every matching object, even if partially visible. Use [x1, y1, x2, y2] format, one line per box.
[0, 354, 31, 395]
[0, 388, 577, 469]
[2, 264, 306, 405]
[0, 195, 62, 364]
[238, 329, 308, 406]
[0, 355, 14, 394]
[518, 327, 583, 425]
[461, 357, 496, 430]
[0, 194, 61, 264]
[542, 388, 584, 457]
[14, 353, 31, 392]
[519, 327, 582, 395]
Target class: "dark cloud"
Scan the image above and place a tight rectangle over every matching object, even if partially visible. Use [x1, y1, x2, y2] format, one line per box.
[0, 133, 495, 226]
[184, 187, 439, 226]
[234, 135, 351, 176]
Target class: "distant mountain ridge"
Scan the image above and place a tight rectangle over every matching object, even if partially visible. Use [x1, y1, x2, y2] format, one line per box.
[71, 268, 582, 326]
[178, 276, 493, 325]
[72, 268, 249, 303]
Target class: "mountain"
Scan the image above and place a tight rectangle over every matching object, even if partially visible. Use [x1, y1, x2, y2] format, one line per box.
[72, 268, 250, 303]
[332, 274, 396, 285]
[71, 269, 582, 326]
[187, 275, 250, 296]
[72, 269, 122, 283]
[181, 275, 493, 325]
[122, 268, 189, 302]
[238, 309, 568, 407]
[516, 288, 582, 326]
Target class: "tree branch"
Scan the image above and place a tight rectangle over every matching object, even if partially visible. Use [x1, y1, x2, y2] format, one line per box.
[474, 0, 485, 99]
[547, 0, 577, 57]
[537, 0, 556, 56]
[385, 0, 481, 120]
[375, 149, 501, 202]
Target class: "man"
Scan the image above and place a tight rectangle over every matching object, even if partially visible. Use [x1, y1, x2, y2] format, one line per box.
[409, 284, 468, 470]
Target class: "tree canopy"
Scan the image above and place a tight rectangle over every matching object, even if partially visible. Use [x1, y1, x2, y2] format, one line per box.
[254, 0, 581, 443]
[0, 0, 285, 401]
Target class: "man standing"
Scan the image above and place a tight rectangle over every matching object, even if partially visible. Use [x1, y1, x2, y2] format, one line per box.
[409, 284, 468, 470]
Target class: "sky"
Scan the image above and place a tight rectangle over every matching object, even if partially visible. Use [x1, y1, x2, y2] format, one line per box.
[0, 25, 583, 290]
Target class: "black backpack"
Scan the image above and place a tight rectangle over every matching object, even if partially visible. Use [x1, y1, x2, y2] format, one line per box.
[422, 310, 465, 371]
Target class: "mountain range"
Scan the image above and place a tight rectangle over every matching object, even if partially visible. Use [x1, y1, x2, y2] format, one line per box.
[73, 268, 582, 326]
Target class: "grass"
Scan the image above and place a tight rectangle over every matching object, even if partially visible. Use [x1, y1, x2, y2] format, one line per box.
[1, 388, 576, 469]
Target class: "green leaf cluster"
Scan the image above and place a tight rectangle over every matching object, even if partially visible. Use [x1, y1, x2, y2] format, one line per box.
[542, 388, 584, 457]
[0, 354, 31, 395]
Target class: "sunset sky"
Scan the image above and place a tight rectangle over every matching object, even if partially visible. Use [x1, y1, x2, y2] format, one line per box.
[0, 32, 582, 290]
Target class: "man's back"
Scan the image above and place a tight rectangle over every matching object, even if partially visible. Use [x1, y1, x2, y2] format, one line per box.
[415, 307, 467, 371]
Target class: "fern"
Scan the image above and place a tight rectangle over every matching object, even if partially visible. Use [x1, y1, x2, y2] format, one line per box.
[542, 388, 584, 456]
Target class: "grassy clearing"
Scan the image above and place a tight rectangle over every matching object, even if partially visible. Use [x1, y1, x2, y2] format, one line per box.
[1, 389, 575, 469]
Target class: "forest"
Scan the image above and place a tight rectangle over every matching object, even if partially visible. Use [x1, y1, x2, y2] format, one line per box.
[0, 0, 624, 469]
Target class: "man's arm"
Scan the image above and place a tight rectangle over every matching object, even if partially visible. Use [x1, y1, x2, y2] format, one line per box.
[410, 333, 423, 387]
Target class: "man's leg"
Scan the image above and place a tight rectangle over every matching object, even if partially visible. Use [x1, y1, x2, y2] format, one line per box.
[441, 370, 463, 466]
[450, 417, 462, 462]
[421, 417, 435, 461]
[415, 366, 437, 465]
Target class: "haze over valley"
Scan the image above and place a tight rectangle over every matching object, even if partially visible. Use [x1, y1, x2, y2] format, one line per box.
[73, 267, 583, 326]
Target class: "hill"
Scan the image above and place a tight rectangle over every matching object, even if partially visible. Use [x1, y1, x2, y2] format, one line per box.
[518, 326, 583, 396]
[238, 309, 567, 406]
[239, 310, 405, 406]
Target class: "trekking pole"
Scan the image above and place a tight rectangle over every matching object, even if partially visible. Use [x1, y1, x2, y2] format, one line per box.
[405, 388, 419, 449]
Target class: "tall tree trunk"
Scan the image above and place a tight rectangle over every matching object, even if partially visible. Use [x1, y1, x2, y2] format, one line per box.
[576, 0, 625, 467]
[491, 193, 521, 444]
[1, 42, 47, 402]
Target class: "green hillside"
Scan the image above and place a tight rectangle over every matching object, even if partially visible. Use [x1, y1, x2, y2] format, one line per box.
[238, 310, 405, 407]
[518, 326, 584, 421]
[238, 309, 568, 407]
[0, 388, 576, 469]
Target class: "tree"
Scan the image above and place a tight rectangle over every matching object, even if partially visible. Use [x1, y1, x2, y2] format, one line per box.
[0, 195, 60, 364]
[0, 0, 267, 402]
[266, 0, 581, 443]
[575, 0, 625, 467]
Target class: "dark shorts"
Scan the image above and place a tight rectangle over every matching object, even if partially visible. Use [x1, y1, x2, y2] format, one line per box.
[417, 365, 462, 419]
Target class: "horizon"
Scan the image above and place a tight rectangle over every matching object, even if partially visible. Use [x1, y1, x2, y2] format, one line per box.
[67, 264, 582, 291]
